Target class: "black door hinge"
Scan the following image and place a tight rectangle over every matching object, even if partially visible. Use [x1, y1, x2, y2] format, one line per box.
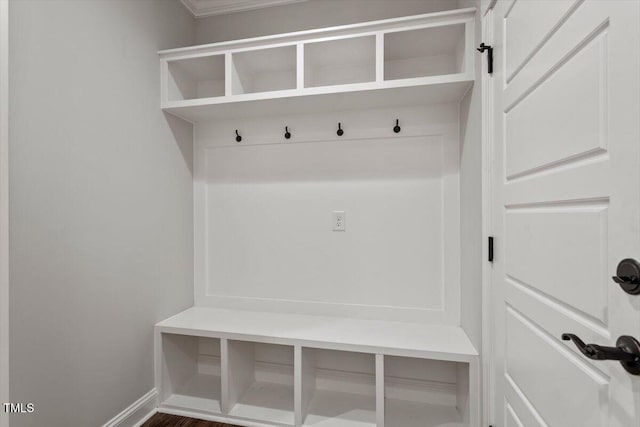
[477, 43, 493, 74]
[488, 236, 494, 262]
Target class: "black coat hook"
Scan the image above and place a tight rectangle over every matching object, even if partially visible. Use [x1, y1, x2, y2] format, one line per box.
[477, 42, 493, 74]
[393, 119, 401, 133]
[284, 126, 291, 140]
[337, 122, 344, 136]
[235, 130, 242, 142]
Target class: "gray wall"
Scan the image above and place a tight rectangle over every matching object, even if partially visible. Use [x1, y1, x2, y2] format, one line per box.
[9, 1, 194, 426]
[196, 0, 458, 44]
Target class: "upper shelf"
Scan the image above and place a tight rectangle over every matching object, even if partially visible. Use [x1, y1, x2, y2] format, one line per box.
[160, 8, 476, 122]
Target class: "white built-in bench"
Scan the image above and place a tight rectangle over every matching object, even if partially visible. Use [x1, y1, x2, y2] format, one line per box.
[155, 307, 479, 427]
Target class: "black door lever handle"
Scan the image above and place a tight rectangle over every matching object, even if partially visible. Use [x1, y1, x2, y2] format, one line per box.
[562, 333, 640, 374]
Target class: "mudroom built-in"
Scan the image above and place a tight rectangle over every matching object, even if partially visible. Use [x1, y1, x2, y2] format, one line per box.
[155, 4, 483, 427]
[5, 1, 639, 427]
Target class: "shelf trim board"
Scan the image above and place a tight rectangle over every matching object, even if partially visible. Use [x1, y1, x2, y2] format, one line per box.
[162, 76, 473, 123]
[158, 8, 476, 59]
[157, 308, 478, 362]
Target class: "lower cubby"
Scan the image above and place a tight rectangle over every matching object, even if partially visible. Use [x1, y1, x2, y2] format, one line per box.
[225, 340, 295, 425]
[159, 334, 222, 414]
[301, 348, 377, 427]
[383, 356, 468, 427]
[156, 308, 478, 426]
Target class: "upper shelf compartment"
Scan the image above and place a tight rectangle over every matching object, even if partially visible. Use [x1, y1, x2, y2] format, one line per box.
[160, 8, 475, 122]
[384, 24, 467, 80]
[304, 35, 376, 88]
[232, 45, 297, 95]
[167, 55, 225, 101]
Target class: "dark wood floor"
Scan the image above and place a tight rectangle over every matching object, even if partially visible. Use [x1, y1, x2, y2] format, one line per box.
[142, 413, 242, 427]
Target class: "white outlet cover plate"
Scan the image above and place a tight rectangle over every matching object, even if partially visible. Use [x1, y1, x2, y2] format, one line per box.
[332, 211, 345, 231]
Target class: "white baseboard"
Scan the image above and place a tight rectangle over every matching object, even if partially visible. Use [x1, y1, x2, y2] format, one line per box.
[102, 389, 158, 427]
[132, 409, 157, 427]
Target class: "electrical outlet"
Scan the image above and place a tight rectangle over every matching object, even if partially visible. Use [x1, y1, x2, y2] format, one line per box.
[332, 211, 345, 231]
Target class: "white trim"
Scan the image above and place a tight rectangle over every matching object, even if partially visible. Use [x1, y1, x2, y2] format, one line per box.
[0, 1, 9, 426]
[102, 389, 158, 427]
[180, 0, 308, 18]
[132, 410, 156, 427]
[482, 0, 497, 16]
[480, 6, 495, 427]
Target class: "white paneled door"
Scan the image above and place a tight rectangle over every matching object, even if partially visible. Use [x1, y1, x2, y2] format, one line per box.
[491, 1, 640, 426]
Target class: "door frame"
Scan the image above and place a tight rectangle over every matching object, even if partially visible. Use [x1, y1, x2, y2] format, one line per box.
[480, 1, 495, 427]
[0, 0, 9, 425]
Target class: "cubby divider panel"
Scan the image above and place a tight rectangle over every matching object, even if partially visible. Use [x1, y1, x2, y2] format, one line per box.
[160, 334, 222, 414]
[301, 348, 377, 427]
[383, 355, 467, 427]
[167, 55, 225, 101]
[224, 340, 295, 425]
[304, 35, 376, 88]
[384, 24, 466, 81]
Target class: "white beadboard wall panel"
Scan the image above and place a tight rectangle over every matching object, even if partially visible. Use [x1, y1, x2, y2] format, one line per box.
[194, 105, 461, 324]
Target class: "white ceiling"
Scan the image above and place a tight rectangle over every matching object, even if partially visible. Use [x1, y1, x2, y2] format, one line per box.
[180, 0, 309, 18]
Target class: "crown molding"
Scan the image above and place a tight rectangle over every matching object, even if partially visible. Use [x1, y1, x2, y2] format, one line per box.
[180, 0, 308, 18]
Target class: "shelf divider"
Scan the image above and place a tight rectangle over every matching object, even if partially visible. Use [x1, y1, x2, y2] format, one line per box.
[224, 340, 254, 414]
[375, 33, 384, 83]
[297, 43, 304, 90]
[464, 20, 475, 75]
[224, 53, 233, 97]
[376, 354, 385, 427]
[294, 346, 302, 427]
